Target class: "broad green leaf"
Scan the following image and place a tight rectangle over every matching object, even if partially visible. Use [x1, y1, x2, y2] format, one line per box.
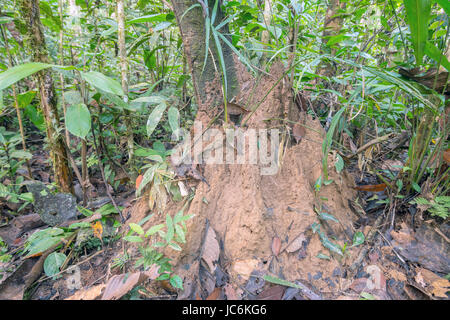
[316, 253, 331, 260]
[146, 103, 167, 137]
[157, 273, 170, 281]
[321, 236, 343, 256]
[424, 41, 450, 72]
[63, 90, 83, 106]
[25, 236, 62, 257]
[403, 0, 432, 65]
[0, 62, 52, 90]
[154, 21, 171, 31]
[318, 212, 339, 223]
[123, 235, 143, 243]
[129, 223, 144, 235]
[175, 224, 186, 243]
[412, 182, 421, 192]
[168, 242, 182, 251]
[44, 252, 66, 277]
[81, 71, 124, 96]
[167, 106, 180, 135]
[65, 103, 91, 139]
[10, 150, 33, 160]
[145, 223, 165, 237]
[170, 274, 184, 289]
[352, 231, 365, 247]
[127, 13, 167, 25]
[17, 91, 36, 108]
[335, 154, 344, 173]
[136, 165, 156, 196]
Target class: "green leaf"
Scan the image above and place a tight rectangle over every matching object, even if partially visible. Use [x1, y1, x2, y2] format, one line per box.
[167, 107, 180, 136]
[322, 107, 346, 180]
[129, 223, 144, 236]
[170, 274, 184, 289]
[44, 252, 66, 277]
[424, 41, 450, 72]
[146, 103, 167, 137]
[123, 236, 143, 243]
[81, 71, 124, 96]
[174, 224, 186, 243]
[145, 223, 165, 237]
[0, 62, 52, 90]
[316, 253, 331, 260]
[263, 275, 308, 290]
[136, 165, 156, 197]
[318, 212, 339, 223]
[168, 242, 182, 251]
[352, 231, 365, 247]
[156, 273, 170, 281]
[65, 103, 91, 139]
[335, 154, 344, 173]
[435, 0, 450, 16]
[403, 0, 432, 65]
[127, 13, 168, 25]
[10, 150, 33, 160]
[360, 292, 376, 300]
[412, 182, 421, 192]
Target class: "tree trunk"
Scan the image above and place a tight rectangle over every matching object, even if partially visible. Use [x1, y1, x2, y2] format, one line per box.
[19, 0, 73, 193]
[171, 0, 241, 120]
[117, 0, 135, 165]
[317, 0, 346, 79]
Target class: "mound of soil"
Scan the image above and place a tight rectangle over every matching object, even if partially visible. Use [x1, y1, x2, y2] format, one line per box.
[128, 62, 359, 299]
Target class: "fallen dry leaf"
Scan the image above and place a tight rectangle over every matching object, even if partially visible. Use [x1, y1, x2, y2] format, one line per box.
[257, 285, 285, 300]
[65, 284, 105, 300]
[354, 183, 387, 192]
[233, 259, 259, 280]
[206, 287, 222, 300]
[415, 267, 450, 298]
[202, 226, 220, 274]
[286, 234, 306, 253]
[271, 237, 281, 256]
[135, 174, 143, 190]
[443, 148, 450, 165]
[101, 265, 159, 300]
[224, 283, 239, 300]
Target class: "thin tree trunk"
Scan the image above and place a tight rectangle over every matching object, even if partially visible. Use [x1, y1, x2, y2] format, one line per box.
[117, 0, 134, 165]
[0, 24, 33, 178]
[317, 0, 346, 78]
[19, 0, 73, 193]
[171, 0, 241, 118]
[58, 0, 70, 146]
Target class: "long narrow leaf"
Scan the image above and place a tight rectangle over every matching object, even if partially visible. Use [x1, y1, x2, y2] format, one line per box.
[403, 0, 432, 65]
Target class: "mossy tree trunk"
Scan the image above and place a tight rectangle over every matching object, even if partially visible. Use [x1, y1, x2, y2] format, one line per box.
[19, 0, 73, 193]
